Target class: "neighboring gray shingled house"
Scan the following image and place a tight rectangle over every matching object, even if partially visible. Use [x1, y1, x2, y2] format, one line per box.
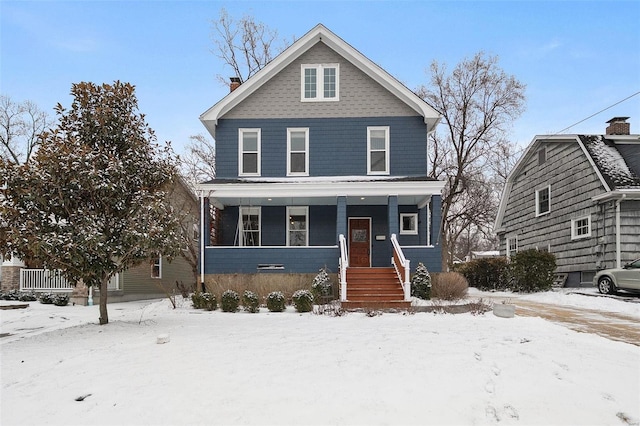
[495, 117, 640, 287]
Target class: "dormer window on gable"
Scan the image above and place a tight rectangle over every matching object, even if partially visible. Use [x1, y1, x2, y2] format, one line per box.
[301, 64, 339, 101]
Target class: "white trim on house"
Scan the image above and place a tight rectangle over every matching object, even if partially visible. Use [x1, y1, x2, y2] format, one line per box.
[200, 24, 440, 137]
[238, 128, 261, 177]
[300, 64, 339, 102]
[367, 126, 390, 175]
[535, 185, 551, 217]
[286, 206, 309, 246]
[571, 215, 592, 240]
[286, 128, 309, 176]
[400, 213, 418, 235]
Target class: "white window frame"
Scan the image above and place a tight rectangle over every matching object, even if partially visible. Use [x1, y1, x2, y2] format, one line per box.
[286, 206, 309, 246]
[287, 128, 309, 176]
[151, 256, 162, 279]
[506, 236, 518, 259]
[238, 128, 261, 177]
[400, 213, 418, 235]
[571, 215, 592, 240]
[535, 185, 551, 217]
[367, 126, 390, 175]
[239, 206, 261, 247]
[301, 64, 340, 102]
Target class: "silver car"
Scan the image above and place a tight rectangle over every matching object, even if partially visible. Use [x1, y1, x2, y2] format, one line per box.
[594, 258, 640, 295]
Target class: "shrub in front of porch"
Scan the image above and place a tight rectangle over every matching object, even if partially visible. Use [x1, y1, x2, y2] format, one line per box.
[266, 291, 286, 312]
[311, 268, 332, 300]
[292, 290, 314, 313]
[431, 272, 468, 301]
[411, 262, 431, 300]
[242, 290, 260, 313]
[39, 293, 55, 304]
[221, 290, 240, 312]
[53, 293, 69, 306]
[191, 292, 217, 311]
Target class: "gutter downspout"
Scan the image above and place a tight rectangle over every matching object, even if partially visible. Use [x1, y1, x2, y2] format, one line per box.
[615, 194, 626, 268]
[200, 191, 205, 291]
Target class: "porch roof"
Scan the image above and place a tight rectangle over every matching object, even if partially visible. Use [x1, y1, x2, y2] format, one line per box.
[198, 176, 444, 209]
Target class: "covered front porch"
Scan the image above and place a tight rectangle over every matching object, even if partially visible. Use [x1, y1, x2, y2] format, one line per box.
[198, 176, 444, 302]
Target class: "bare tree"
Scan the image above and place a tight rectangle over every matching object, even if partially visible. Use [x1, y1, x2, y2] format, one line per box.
[180, 134, 216, 191]
[210, 8, 289, 85]
[0, 95, 52, 164]
[418, 52, 526, 269]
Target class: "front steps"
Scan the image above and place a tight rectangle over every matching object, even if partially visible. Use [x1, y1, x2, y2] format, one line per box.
[341, 267, 411, 310]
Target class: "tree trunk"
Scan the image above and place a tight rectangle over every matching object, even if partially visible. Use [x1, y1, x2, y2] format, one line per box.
[98, 277, 109, 325]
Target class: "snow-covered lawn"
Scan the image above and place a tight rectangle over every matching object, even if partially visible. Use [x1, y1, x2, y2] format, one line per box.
[1, 290, 639, 426]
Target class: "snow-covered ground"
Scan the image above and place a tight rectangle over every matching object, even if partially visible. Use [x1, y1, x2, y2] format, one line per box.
[1, 289, 639, 426]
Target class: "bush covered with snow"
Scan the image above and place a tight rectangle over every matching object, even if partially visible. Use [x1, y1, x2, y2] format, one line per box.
[221, 290, 240, 312]
[191, 292, 217, 311]
[242, 290, 260, 313]
[292, 289, 314, 313]
[266, 291, 286, 312]
[1, 290, 37, 301]
[311, 267, 332, 300]
[431, 272, 468, 301]
[458, 257, 509, 291]
[53, 293, 69, 306]
[39, 293, 55, 304]
[410, 262, 431, 300]
[509, 249, 556, 292]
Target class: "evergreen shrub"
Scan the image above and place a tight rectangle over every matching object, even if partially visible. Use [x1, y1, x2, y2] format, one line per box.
[311, 268, 332, 300]
[53, 293, 70, 306]
[191, 292, 217, 310]
[509, 249, 556, 292]
[242, 290, 260, 313]
[459, 257, 510, 291]
[266, 291, 286, 312]
[292, 289, 314, 313]
[410, 262, 431, 300]
[39, 293, 55, 304]
[221, 290, 240, 312]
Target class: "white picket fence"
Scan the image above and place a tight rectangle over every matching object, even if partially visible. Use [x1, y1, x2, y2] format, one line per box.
[20, 269, 120, 292]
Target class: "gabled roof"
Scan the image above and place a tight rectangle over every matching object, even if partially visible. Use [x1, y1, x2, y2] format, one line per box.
[200, 24, 440, 138]
[494, 133, 640, 232]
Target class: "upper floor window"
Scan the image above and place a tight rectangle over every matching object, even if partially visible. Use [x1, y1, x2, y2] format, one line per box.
[538, 147, 546, 165]
[367, 126, 390, 175]
[287, 206, 308, 246]
[151, 256, 162, 278]
[400, 213, 418, 235]
[240, 207, 261, 246]
[535, 185, 550, 216]
[239, 129, 261, 176]
[287, 128, 309, 176]
[301, 64, 339, 101]
[571, 216, 591, 240]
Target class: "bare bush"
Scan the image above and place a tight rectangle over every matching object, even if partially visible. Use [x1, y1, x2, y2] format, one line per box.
[431, 272, 469, 301]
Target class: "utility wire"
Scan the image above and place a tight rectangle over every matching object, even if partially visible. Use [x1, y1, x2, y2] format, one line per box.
[554, 90, 640, 135]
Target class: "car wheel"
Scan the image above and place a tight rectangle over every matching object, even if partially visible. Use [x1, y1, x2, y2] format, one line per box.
[598, 276, 616, 295]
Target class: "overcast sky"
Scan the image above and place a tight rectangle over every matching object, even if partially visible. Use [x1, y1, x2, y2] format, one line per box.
[2, 0, 639, 157]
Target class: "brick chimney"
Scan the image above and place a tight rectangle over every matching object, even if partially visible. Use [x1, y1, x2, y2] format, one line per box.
[605, 117, 630, 135]
[230, 77, 241, 92]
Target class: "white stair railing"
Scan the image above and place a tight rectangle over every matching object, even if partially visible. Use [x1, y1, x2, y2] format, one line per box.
[338, 234, 348, 301]
[390, 234, 411, 301]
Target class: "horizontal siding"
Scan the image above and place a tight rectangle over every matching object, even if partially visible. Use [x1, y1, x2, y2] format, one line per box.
[216, 116, 427, 178]
[223, 42, 418, 120]
[204, 247, 339, 274]
[122, 256, 195, 295]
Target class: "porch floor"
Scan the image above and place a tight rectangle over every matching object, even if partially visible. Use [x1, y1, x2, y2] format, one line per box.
[341, 267, 411, 310]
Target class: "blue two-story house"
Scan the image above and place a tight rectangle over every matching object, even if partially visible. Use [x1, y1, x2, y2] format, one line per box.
[198, 24, 444, 305]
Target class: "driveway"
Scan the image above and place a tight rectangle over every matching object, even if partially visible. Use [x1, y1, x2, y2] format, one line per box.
[484, 294, 640, 346]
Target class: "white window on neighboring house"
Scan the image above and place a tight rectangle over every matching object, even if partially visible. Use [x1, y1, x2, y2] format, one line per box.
[535, 185, 551, 216]
[506, 236, 518, 258]
[151, 256, 162, 278]
[367, 126, 390, 175]
[239, 129, 261, 176]
[400, 213, 418, 235]
[287, 206, 308, 246]
[301, 64, 339, 101]
[287, 128, 309, 176]
[571, 216, 591, 240]
[240, 207, 261, 246]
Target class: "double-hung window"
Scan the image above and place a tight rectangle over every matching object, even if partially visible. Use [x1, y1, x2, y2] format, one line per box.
[287, 206, 308, 246]
[506, 236, 518, 258]
[367, 126, 390, 175]
[287, 128, 309, 176]
[239, 129, 261, 176]
[301, 64, 339, 101]
[535, 185, 551, 216]
[571, 216, 591, 240]
[240, 207, 261, 246]
[151, 256, 162, 278]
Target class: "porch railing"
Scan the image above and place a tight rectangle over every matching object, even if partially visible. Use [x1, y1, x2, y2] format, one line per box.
[338, 234, 348, 301]
[20, 269, 120, 292]
[390, 234, 411, 301]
